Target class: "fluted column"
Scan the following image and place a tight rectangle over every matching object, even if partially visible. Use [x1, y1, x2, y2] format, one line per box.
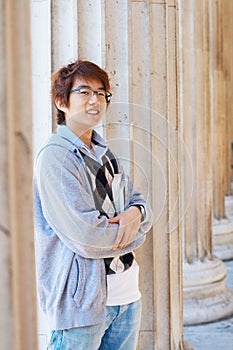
[130, 3, 153, 348]
[31, 0, 53, 154]
[138, 1, 188, 348]
[3, 0, 38, 349]
[0, 2, 13, 349]
[77, 0, 103, 65]
[105, 0, 130, 173]
[178, 0, 233, 325]
[30, 2, 54, 346]
[224, 0, 233, 219]
[52, 0, 78, 71]
[212, 0, 233, 260]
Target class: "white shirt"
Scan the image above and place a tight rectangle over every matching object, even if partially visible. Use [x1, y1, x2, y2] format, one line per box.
[106, 260, 141, 305]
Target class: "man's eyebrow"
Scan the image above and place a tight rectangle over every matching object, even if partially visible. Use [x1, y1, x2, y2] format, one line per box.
[76, 85, 105, 90]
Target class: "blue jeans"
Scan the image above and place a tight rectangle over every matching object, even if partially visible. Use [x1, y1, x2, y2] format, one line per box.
[47, 299, 142, 350]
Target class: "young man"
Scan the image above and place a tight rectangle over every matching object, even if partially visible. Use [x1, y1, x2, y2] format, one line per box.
[34, 60, 153, 350]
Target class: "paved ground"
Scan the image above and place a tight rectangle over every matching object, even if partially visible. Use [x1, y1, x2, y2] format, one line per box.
[184, 260, 233, 350]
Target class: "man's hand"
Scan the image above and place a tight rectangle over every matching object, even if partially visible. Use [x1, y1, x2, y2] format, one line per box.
[108, 206, 142, 250]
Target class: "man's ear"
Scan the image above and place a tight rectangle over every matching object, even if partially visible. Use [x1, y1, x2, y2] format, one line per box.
[55, 98, 68, 113]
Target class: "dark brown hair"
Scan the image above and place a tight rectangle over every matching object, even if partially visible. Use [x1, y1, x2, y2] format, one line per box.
[51, 60, 111, 124]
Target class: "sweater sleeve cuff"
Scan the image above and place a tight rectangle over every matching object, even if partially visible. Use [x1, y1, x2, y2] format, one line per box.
[129, 204, 146, 222]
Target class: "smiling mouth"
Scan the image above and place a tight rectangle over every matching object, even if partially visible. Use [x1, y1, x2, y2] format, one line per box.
[86, 109, 100, 115]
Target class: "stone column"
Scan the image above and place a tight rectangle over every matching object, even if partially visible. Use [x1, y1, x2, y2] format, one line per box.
[178, 0, 233, 325]
[77, 0, 105, 137]
[31, 2, 54, 345]
[224, 0, 233, 218]
[129, 2, 152, 348]
[212, 0, 233, 260]
[51, 0, 78, 71]
[77, 0, 103, 66]
[129, 2, 153, 348]
[130, 1, 189, 349]
[104, 0, 131, 173]
[0, 2, 13, 349]
[3, 0, 38, 349]
[31, 0, 53, 154]
[149, 1, 187, 348]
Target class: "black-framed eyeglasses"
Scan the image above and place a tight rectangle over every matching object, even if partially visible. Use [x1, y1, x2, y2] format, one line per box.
[70, 86, 112, 103]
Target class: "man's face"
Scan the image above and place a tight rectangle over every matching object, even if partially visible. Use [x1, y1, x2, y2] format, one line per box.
[58, 77, 108, 131]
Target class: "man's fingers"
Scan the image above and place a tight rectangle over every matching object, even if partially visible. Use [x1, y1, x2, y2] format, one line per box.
[113, 226, 135, 250]
[111, 207, 142, 250]
[117, 227, 134, 249]
[112, 226, 125, 250]
[108, 215, 120, 223]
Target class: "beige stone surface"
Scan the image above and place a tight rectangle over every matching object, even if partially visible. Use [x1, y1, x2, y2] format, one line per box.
[184, 260, 233, 350]
[1, 0, 233, 349]
[2, 0, 38, 349]
[178, 0, 233, 325]
[0, 2, 13, 349]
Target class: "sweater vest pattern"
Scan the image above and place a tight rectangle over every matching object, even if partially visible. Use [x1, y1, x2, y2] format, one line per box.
[79, 148, 134, 274]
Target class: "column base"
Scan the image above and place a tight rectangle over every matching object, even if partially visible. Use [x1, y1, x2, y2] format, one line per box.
[183, 257, 233, 325]
[213, 217, 233, 260]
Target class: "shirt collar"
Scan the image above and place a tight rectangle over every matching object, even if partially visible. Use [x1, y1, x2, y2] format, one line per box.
[56, 125, 107, 152]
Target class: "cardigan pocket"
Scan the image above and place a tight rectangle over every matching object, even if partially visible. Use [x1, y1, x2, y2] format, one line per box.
[70, 256, 85, 307]
[72, 259, 79, 298]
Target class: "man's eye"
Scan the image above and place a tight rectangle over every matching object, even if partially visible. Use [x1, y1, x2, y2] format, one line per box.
[97, 91, 106, 97]
[78, 89, 90, 95]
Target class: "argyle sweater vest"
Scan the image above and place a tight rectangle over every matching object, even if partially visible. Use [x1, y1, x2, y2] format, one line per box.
[79, 147, 134, 275]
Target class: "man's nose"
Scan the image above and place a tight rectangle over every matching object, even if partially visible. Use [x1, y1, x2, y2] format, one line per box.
[88, 92, 99, 104]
